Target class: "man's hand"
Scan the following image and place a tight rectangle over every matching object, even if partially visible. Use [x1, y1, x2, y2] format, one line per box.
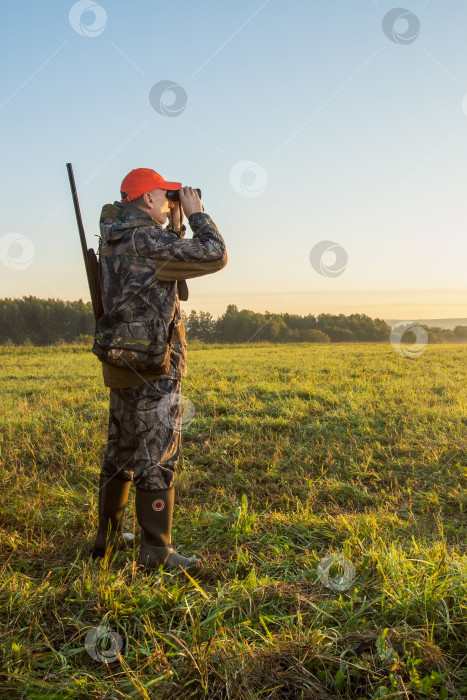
[179, 186, 204, 218]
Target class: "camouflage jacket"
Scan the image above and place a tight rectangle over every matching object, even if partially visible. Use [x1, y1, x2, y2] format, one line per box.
[97, 201, 227, 388]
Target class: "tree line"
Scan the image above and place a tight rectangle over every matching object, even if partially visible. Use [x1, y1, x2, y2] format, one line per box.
[0, 297, 94, 345]
[1, 297, 466, 345]
[185, 306, 467, 344]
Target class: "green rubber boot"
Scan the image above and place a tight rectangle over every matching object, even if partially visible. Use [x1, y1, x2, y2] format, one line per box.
[91, 474, 134, 559]
[136, 485, 202, 571]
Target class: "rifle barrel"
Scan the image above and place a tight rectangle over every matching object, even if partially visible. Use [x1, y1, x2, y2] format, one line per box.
[66, 163, 99, 322]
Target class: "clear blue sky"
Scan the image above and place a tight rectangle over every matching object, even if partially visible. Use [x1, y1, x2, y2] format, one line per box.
[1, 0, 467, 320]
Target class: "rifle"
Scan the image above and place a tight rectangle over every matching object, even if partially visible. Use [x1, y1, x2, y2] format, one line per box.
[66, 163, 104, 324]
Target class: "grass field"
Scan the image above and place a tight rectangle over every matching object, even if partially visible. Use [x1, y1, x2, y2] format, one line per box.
[0, 342, 466, 699]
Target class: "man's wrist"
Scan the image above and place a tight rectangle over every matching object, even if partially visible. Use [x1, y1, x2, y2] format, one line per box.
[187, 211, 206, 223]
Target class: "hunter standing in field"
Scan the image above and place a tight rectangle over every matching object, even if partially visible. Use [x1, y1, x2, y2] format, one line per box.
[90, 168, 227, 570]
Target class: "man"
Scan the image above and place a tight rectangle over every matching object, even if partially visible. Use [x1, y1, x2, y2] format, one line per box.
[90, 167, 227, 571]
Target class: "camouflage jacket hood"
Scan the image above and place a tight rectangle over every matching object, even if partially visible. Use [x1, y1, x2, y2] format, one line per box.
[97, 201, 227, 387]
[102, 201, 156, 242]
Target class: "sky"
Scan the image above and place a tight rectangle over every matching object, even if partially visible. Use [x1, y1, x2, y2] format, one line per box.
[1, 0, 467, 321]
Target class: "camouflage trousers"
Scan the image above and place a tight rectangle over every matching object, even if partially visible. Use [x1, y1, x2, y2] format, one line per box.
[100, 378, 182, 491]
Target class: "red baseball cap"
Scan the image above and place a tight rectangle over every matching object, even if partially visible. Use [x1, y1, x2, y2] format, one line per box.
[120, 168, 182, 202]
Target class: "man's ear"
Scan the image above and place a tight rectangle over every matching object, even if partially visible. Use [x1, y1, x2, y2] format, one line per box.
[143, 191, 156, 208]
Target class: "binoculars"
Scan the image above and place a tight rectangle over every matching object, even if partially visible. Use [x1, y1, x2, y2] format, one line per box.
[167, 188, 201, 202]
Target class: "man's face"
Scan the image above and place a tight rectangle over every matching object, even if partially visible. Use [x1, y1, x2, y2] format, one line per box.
[146, 188, 172, 225]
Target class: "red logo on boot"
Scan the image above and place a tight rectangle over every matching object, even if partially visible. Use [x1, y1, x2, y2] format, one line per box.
[152, 499, 165, 511]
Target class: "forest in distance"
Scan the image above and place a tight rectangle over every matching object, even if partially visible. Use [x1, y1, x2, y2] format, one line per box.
[1, 296, 467, 346]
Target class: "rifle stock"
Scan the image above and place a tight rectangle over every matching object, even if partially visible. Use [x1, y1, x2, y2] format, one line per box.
[66, 163, 104, 323]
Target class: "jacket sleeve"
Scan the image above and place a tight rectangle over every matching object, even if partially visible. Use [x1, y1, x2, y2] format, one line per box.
[135, 212, 228, 282]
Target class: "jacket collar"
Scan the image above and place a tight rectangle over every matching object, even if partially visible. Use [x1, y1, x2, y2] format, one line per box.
[103, 201, 163, 244]
[113, 200, 163, 227]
